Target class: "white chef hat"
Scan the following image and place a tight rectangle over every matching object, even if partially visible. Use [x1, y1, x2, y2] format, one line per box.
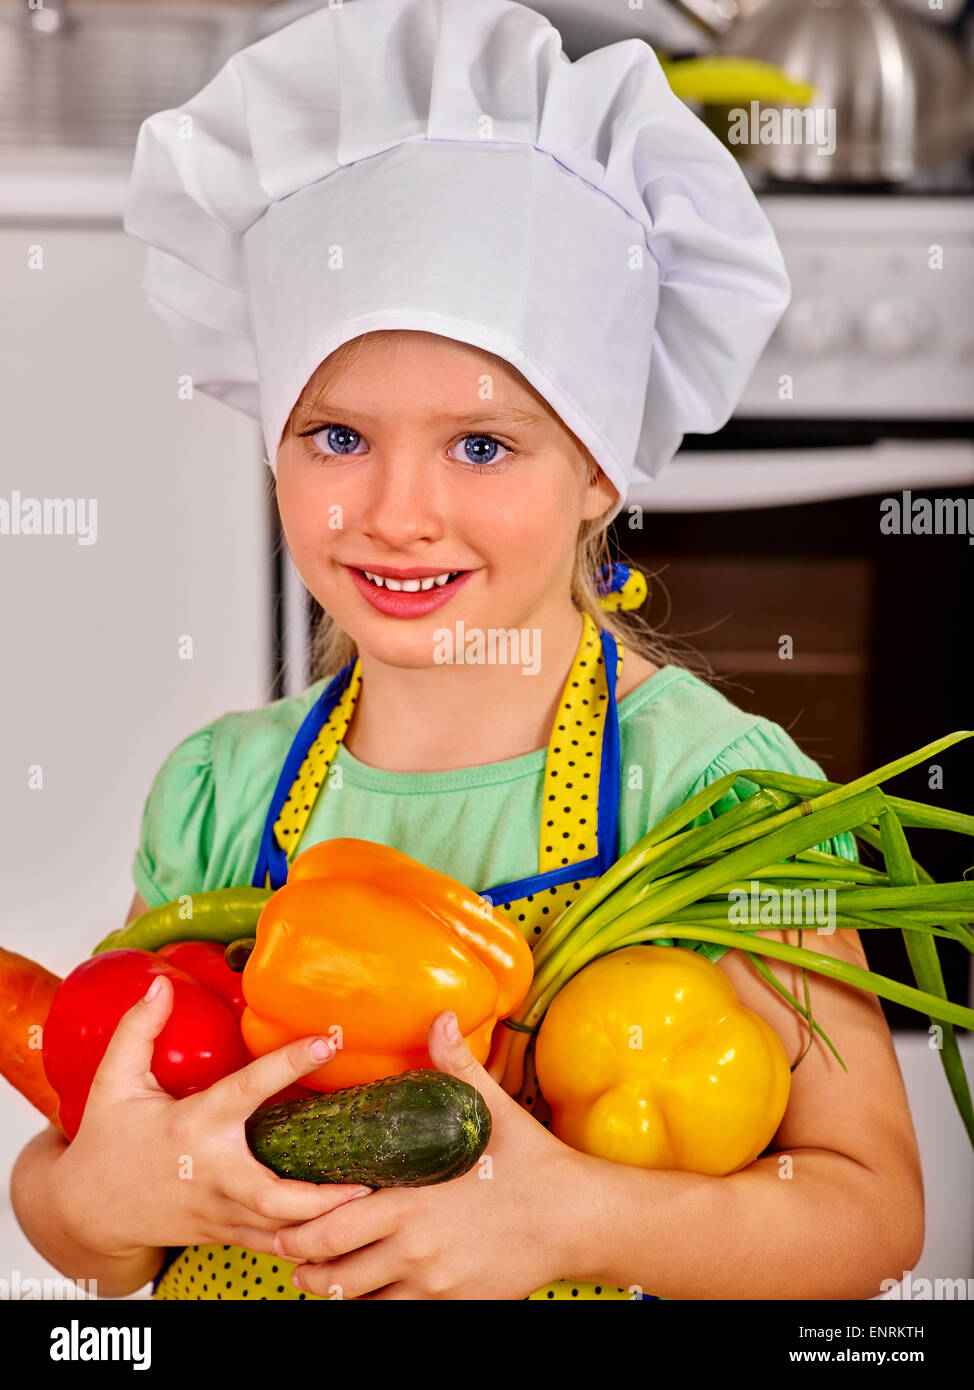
[122, 0, 790, 523]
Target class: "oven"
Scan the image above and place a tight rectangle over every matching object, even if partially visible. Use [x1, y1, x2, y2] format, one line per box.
[620, 181, 974, 1027]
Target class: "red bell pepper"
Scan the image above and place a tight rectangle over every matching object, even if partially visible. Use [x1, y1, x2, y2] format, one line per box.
[42, 948, 252, 1139]
[156, 940, 246, 1018]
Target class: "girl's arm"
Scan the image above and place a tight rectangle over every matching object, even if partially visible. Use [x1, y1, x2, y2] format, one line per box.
[559, 925, 926, 1300]
[10, 1125, 166, 1299]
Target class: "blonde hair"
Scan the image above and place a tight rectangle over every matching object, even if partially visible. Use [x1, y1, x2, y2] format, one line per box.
[275, 330, 711, 685]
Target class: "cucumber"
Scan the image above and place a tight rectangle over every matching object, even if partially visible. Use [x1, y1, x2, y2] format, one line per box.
[245, 1070, 492, 1187]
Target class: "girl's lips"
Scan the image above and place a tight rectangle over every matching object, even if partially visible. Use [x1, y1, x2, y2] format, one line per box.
[345, 565, 475, 617]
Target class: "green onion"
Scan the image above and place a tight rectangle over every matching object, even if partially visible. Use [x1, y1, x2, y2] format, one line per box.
[502, 731, 974, 1147]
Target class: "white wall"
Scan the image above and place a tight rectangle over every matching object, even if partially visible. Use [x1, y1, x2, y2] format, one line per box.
[0, 214, 271, 1297]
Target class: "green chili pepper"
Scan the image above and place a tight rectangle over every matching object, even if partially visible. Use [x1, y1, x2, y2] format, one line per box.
[93, 888, 273, 956]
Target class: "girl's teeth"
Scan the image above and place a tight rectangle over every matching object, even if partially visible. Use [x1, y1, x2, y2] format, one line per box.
[362, 570, 458, 590]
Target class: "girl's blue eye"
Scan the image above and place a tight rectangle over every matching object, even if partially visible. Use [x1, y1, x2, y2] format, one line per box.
[446, 434, 511, 468]
[311, 424, 365, 456]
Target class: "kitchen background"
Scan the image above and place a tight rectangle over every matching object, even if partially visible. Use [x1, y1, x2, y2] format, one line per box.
[1, 0, 972, 1298]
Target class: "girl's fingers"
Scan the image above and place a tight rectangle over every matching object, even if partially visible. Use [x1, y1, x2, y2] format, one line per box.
[215, 1197, 294, 1234]
[292, 1245, 399, 1302]
[225, 1165, 375, 1226]
[273, 1190, 392, 1263]
[88, 974, 175, 1102]
[219, 1224, 300, 1257]
[204, 1034, 337, 1123]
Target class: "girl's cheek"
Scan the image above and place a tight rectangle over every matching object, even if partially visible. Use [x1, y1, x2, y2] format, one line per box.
[278, 473, 339, 544]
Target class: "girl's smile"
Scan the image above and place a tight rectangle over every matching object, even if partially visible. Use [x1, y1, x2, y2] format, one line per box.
[345, 563, 476, 618]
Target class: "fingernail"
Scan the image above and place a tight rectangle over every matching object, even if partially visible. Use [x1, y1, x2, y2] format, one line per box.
[291, 1268, 303, 1291]
[445, 1012, 460, 1042]
[272, 1235, 285, 1255]
[351, 1188, 372, 1200]
[308, 1036, 333, 1061]
[143, 977, 163, 1003]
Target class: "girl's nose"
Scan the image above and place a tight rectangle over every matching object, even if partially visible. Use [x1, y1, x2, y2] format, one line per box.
[356, 450, 448, 547]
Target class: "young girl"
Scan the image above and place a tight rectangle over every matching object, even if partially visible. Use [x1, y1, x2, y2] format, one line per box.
[11, 0, 924, 1301]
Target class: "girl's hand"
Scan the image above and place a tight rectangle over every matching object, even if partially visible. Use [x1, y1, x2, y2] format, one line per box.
[53, 975, 374, 1261]
[274, 1012, 587, 1300]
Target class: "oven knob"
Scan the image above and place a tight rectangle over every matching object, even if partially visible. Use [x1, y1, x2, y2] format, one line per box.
[778, 299, 849, 358]
[861, 298, 933, 358]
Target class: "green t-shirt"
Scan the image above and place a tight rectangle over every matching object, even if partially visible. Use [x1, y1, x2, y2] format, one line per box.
[132, 663, 856, 916]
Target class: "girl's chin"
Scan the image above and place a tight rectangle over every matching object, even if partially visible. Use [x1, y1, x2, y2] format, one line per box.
[351, 615, 475, 667]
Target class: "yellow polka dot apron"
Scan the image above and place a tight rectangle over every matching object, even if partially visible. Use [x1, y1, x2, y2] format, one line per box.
[153, 611, 655, 1302]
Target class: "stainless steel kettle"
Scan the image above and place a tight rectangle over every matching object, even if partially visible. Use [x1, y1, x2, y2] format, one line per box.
[713, 0, 974, 181]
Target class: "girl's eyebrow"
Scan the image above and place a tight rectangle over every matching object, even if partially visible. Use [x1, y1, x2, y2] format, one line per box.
[297, 401, 545, 428]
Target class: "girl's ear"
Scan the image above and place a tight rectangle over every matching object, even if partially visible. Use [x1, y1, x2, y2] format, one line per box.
[582, 463, 619, 523]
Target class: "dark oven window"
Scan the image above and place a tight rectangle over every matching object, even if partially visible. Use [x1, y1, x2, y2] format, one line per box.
[611, 487, 974, 1031]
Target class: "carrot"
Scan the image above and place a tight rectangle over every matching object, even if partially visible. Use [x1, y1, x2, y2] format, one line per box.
[0, 945, 64, 1132]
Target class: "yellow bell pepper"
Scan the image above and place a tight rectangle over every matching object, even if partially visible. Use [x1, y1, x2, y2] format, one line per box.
[534, 945, 791, 1176]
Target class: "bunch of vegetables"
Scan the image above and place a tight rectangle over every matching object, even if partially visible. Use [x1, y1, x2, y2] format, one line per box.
[491, 729, 974, 1155]
[0, 842, 532, 1182]
[1, 729, 971, 1187]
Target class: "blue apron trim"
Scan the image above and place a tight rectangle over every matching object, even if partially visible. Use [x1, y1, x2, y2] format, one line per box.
[595, 626, 622, 875]
[478, 855, 601, 907]
[251, 657, 357, 891]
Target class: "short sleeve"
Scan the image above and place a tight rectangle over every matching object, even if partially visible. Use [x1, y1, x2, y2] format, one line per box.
[675, 720, 859, 962]
[131, 725, 217, 908]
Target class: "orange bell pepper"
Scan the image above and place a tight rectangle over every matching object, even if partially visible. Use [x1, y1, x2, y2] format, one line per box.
[240, 838, 534, 1091]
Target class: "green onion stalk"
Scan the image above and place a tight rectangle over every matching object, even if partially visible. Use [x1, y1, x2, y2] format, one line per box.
[498, 731, 974, 1148]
